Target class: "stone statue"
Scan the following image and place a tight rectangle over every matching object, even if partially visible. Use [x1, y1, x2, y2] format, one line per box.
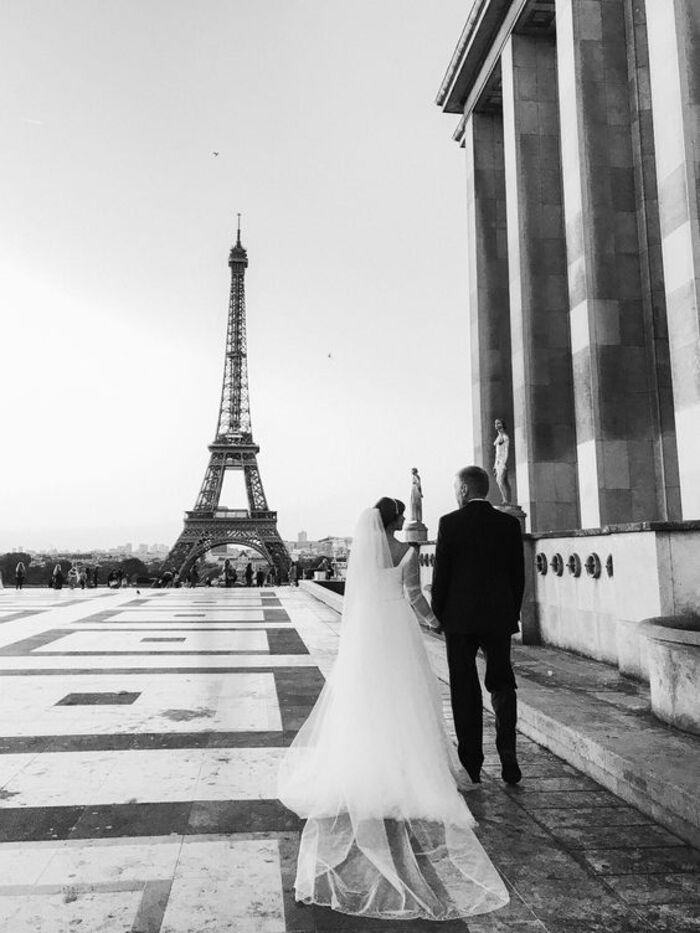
[493, 418, 512, 505]
[410, 467, 423, 524]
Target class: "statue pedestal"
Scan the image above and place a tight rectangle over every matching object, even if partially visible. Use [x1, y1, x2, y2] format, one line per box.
[496, 503, 527, 532]
[405, 521, 428, 544]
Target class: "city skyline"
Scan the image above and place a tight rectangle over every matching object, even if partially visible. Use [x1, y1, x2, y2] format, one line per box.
[1, 1, 472, 551]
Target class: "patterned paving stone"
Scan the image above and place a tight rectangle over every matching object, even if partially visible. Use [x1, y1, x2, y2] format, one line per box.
[0, 586, 697, 932]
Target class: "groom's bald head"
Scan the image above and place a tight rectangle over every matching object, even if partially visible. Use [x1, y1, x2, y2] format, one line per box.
[454, 466, 490, 506]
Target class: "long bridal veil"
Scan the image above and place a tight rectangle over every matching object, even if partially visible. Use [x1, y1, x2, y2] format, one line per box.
[278, 508, 509, 920]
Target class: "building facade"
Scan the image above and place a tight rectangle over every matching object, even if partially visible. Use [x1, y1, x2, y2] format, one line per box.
[437, 0, 700, 533]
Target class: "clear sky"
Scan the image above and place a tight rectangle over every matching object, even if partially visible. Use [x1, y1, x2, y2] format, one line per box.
[0, 0, 473, 551]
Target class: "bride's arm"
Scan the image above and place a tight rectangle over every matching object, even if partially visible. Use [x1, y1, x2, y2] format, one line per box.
[403, 549, 441, 631]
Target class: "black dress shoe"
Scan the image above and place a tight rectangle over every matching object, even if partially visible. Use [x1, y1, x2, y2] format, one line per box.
[460, 758, 483, 783]
[501, 760, 522, 785]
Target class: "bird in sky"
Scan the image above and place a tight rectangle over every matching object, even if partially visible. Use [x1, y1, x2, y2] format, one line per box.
[212, 151, 220, 157]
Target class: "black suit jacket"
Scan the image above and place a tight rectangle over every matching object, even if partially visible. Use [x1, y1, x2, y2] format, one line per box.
[431, 501, 524, 636]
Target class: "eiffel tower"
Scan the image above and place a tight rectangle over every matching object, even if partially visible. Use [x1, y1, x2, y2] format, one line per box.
[163, 219, 291, 581]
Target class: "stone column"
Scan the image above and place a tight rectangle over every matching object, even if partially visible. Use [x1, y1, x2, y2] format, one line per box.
[464, 110, 516, 500]
[623, 0, 682, 521]
[555, 0, 661, 527]
[646, 0, 700, 519]
[501, 32, 579, 533]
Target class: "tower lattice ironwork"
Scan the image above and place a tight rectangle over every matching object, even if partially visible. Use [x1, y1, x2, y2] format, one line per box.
[163, 220, 291, 580]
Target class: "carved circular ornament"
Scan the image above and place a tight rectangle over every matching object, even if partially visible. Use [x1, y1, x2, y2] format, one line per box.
[535, 553, 548, 575]
[550, 553, 564, 577]
[566, 553, 582, 577]
[585, 553, 602, 579]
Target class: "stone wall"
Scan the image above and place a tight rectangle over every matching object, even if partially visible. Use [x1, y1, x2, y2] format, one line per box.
[418, 523, 700, 682]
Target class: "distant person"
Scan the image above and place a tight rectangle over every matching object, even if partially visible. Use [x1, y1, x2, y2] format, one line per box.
[52, 564, 64, 590]
[267, 566, 277, 587]
[224, 559, 237, 588]
[289, 563, 298, 587]
[78, 566, 87, 590]
[188, 565, 199, 588]
[67, 566, 78, 590]
[255, 568, 266, 587]
[92, 566, 100, 588]
[15, 561, 26, 590]
[108, 569, 119, 589]
[244, 562, 253, 587]
[161, 570, 174, 588]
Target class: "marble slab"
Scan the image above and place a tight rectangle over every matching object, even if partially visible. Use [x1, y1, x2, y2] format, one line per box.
[142, 598, 267, 605]
[0, 654, 316, 671]
[0, 672, 283, 735]
[69, 622, 293, 630]
[0, 889, 142, 932]
[35, 836, 182, 885]
[108, 610, 266, 622]
[32, 630, 270, 654]
[161, 837, 285, 933]
[0, 748, 285, 807]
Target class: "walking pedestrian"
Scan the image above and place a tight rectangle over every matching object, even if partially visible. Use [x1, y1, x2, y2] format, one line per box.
[244, 562, 253, 587]
[15, 561, 26, 590]
[224, 559, 237, 588]
[52, 564, 64, 590]
[255, 568, 266, 587]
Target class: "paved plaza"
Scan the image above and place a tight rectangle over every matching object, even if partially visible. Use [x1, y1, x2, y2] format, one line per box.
[0, 586, 698, 932]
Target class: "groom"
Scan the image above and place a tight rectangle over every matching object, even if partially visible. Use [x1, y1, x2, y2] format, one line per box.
[431, 465, 525, 785]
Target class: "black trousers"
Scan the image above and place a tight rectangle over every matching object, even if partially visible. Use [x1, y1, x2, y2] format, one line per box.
[444, 631, 518, 770]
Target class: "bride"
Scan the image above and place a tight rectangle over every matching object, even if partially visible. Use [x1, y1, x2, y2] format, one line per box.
[278, 497, 509, 921]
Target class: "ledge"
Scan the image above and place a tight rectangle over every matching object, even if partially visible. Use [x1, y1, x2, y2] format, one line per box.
[436, 0, 512, 112]
[526, 520, 700, 540]
[299, 580, 343, 614]
[421, 638, 700, 849]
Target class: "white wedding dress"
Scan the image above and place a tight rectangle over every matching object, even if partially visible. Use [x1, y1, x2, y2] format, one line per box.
[278, 508, 509, 921]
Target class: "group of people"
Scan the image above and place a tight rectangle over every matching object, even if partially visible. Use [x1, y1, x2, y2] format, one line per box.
[48, 565, 124, 590]
[49, 564, 92, 589]
[278, 464, 524, 921]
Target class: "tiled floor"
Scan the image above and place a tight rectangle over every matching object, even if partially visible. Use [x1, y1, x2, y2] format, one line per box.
[0, 587, 698, 932]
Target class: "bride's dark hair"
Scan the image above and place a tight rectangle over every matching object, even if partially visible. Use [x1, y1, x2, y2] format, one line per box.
[374, 497, 405, 528]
